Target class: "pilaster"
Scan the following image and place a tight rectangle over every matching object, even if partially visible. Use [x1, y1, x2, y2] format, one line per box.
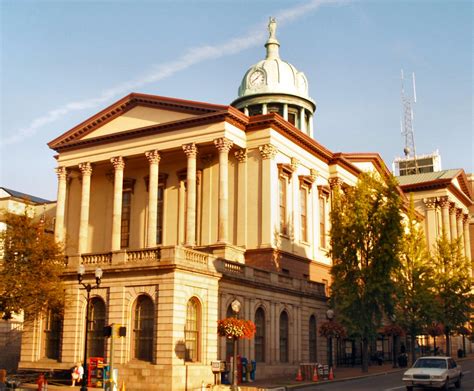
[259, 144, 278, 247]
[234, 149, 248, 247]
[463, 214, 471, 261]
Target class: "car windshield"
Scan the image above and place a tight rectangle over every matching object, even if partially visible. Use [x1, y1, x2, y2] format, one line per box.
[413, 359, 447, 369]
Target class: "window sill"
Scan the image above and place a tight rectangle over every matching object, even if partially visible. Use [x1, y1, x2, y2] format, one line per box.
[299, 240, 310, 247]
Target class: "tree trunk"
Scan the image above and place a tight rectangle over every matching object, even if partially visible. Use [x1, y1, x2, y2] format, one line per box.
[361, 338, 369, 372]
[410, 333, 416, 366]
[445, 332, 451, 356]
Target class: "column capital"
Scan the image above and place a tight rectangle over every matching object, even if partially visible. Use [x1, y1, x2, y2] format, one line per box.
[449, 202, 457, 214]
[145, 150, 161, 164]
[214, 137, 233, 153]
[423, 197, 437, 210]
[183, 143, 198, 158]
[55, 166, 67, 179]
[438, 196, 450, 208]
[456, 208, 463, 218]
[111, 156, 125, 170]
[329, 177, 343, 189]
[463, 213, 470, 224]
[259, 144, 278, 160]
[310, 168, 319, 182]
[234, 149, 247, 163]
[78, 162, 92, 176]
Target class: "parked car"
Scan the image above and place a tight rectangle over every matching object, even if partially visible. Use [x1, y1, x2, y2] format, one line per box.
[402, 356, 462, 390]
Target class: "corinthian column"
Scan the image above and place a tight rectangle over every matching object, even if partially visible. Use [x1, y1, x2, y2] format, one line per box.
[54, 166, 68, 244]
[423, 197, 437, 252]
[183, 143, 198, 246]
[111, 156, 125, 251]
[457, 209, 465, 256]
[463, 214, 471, 261]
[145, 150, 161, 248]
[214, 137, 233, 244]
[259, 144, 278, 247]
[234, 149, 248, 247]
[78, 162, 92, 254]
[439, 196, 451, 241]
[449, 203, 458, 240]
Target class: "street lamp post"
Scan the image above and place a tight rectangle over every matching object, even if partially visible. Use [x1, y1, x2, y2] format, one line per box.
[77, 264, 103, 391]
[326, 309, 334, 370]
[231, 299, 241, 391]
[391, 315, 398, 368]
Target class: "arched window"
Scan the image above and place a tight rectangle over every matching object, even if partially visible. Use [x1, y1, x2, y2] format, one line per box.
[309, 315, 317, 362]
[255, 307, 266, 362]
[225, 305, 234, 360]
[185, 297, 201, 362]
[279, 311, 289, 363]
[43, 308, 62, 360]
[88, 297, 106, 358]
[133, 295, 154, 362]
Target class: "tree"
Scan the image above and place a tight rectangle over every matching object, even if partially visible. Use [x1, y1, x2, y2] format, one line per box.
[393, 200, 437, 364]
[0, 211, 65, 320]
[329, 173, 403, 372]
[431, 236, 473, 356]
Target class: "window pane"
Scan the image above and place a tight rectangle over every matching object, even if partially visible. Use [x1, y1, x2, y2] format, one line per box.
[300, 188, 307, 242]
[279, 177, 287, 234]
[156, 184, 164, 244]
[319, 197, 326, 248]
[121, 191, 132, 248]
[255, 308, 265, 362]
[44, 308, 62, 360]
[185, 298, 200, 362]
[134, 296, 154, 362]
[279, 312, 288, 362]
[309, 315, 317, 362]
[88, 298, 106, 358]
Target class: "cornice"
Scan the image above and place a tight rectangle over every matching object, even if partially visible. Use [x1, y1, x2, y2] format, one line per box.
[400, 179, 473, 207]
[246, 113, 333, 163]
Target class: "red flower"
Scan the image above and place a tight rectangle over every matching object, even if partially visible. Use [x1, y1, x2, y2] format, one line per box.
[217, 317, 256, 340]
[426, 323, 444, 337]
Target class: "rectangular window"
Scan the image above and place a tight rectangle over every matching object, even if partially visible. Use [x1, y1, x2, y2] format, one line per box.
[300, 187, 308, 242]
[121, 190, 132, 248]
[319, 196, 326, 248]
[156, 184, 164, 244]
[279, 176, 287, 235]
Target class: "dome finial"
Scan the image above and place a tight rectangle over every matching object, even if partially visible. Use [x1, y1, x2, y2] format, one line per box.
[265, 16, 280, 60]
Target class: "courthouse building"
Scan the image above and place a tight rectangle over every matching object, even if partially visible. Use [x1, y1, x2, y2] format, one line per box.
[17, 20, 472, 390]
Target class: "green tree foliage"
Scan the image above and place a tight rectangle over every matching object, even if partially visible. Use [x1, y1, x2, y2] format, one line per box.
[0, 211, 65, 320]
[431, 235, 473, 355]
[329, 173, 403, 372]
[394, 200, 437, 364]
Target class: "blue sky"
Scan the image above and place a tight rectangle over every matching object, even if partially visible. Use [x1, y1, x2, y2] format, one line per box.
[1, 0, 472, 200]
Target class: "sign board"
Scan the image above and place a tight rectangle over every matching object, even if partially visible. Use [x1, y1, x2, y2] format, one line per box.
[211, 361, 222, 373]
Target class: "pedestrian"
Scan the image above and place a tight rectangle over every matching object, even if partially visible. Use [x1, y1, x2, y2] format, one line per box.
[71, 362, 84, 387]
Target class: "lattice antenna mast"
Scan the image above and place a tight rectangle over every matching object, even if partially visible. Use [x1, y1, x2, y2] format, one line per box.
[400, 69, 418, 173]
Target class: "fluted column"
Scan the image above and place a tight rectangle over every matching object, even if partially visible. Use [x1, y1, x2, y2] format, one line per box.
[423, 197, 437, 252]
[78, 162, 92, 254]
[439, 196, 451, 241]
[214, 138, 233, 244]
[457, 209, 465, 256]
[54, 166, 68, 244]
[463, 214, 471, 260]
[283, 104, 288, 121]
[183, 143, 198, 246]
[234, 149, 248, 247]
[111, 156, 125, 251]
[145, 150, 161, 248]
[449, 203, 458, 240]
[299, 108, 306, 134]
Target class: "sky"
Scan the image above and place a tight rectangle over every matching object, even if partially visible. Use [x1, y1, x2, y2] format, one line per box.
[1, 0, 472, 201]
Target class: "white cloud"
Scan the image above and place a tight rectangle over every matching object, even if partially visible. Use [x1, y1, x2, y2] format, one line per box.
[1, 0, 346, 147]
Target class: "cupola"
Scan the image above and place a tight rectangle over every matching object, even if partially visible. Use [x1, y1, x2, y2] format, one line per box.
[231, 17, 316, 136]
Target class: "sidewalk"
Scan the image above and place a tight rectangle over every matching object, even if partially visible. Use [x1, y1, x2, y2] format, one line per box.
[16, 354, 474, 391]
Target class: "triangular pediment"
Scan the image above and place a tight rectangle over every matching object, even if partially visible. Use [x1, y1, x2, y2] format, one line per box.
[48, 93, 228, 150]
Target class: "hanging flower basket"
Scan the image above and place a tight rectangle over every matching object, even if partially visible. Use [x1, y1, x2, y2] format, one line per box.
[217, 317, 256, 340]
[319, 320, 346, 339]
[381, 324, 405, 336]
[457, 326, 471, 336]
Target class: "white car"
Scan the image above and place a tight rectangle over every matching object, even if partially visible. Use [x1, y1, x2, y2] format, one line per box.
[402, 356, 462, 390]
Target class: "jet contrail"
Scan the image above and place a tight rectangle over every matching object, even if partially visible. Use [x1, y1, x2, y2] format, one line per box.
[1, 0, 347, 147]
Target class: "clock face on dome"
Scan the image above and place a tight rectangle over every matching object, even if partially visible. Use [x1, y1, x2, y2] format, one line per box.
[249, 69, 265, 87]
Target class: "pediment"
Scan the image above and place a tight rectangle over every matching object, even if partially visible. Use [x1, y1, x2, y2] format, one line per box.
[48, 92, 227, 150]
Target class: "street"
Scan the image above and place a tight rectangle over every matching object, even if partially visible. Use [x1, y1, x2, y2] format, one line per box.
[293, 359, 474, 391]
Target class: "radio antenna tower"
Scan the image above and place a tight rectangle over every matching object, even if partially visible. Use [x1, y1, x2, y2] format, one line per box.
[400, 69, 418, 173]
